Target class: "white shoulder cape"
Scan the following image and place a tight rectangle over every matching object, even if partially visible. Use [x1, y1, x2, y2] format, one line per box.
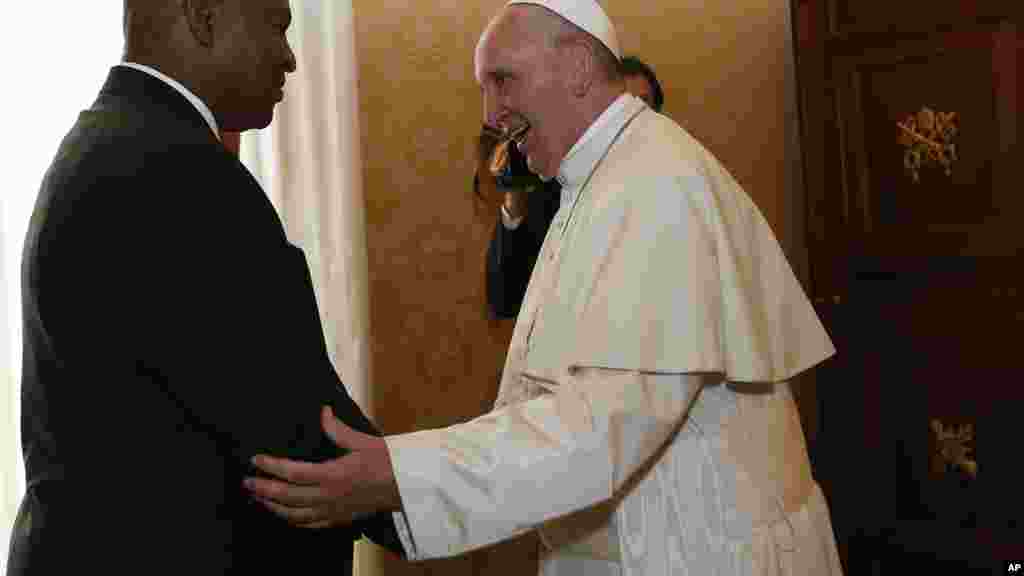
[523, 109, 835, 383]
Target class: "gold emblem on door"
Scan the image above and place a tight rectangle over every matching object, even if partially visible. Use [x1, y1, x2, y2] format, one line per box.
[897, 107, 959, 183]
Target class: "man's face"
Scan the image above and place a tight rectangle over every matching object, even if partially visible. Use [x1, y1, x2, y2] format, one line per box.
[625, 73, 654, 109]
[212, 0, 297, 131]
[475, 10, 571, 181]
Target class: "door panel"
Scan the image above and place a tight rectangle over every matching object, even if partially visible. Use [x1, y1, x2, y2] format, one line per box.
[833, 26, 1020, 258]
[796, 1, 1022, 569]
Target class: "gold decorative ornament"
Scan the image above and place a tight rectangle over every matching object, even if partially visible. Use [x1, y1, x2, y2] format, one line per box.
[930, 418, 976, 479]
[897, 107, 959, 183]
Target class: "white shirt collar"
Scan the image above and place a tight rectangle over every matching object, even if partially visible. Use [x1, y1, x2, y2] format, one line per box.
[120, 62, 221, 141]
[556, 93, 644, 206]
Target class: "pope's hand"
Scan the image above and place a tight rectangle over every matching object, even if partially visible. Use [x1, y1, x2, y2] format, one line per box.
[243, 406, 402, 528]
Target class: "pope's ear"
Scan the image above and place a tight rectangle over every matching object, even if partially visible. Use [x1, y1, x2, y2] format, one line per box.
[562, 39, 595, 98]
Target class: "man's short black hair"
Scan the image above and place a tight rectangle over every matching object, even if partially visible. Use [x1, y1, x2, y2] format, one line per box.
[620, 56, 664, 112]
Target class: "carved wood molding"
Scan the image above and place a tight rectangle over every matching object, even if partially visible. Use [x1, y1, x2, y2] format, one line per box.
[825, 0, 1022, 39]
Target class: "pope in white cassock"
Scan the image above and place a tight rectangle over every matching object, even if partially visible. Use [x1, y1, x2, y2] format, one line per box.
[245, 1, 845, 574]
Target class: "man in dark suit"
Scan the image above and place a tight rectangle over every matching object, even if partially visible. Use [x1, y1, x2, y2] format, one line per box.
[483, 134, 561, 320]
[6, 1, 401, 573]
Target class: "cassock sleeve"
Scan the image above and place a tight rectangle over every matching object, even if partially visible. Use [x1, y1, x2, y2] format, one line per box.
[383, 369, 710, 560]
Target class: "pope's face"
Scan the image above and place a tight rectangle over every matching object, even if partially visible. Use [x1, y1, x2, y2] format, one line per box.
[475, 9, 572, 181]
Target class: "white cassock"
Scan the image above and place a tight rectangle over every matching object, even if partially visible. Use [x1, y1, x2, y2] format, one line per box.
[386, 94, 844, 575]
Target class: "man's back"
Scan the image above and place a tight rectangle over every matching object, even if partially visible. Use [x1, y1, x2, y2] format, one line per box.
[8, 66, 392, 574]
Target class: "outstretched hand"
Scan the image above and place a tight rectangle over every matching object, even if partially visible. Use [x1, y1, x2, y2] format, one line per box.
[243, 406, 402, 528]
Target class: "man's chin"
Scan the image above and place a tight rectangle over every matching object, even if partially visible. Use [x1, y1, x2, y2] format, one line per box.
[248, 108, 276, 130]
[221, 108, 276, 133]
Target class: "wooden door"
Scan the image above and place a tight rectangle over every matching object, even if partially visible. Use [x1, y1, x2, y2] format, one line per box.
[795, 0, 1022, 571]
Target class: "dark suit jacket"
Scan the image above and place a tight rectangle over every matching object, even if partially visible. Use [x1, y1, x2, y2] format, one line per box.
[485, 180, 560, 319]
[6, 66, 402, 575]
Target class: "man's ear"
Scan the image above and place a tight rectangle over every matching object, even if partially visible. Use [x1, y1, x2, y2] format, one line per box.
[183, 0, 219, 48]
[564, 39, 595, 98]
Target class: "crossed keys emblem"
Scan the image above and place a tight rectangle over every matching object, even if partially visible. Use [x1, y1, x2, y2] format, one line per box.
[897, 107, 959, 183]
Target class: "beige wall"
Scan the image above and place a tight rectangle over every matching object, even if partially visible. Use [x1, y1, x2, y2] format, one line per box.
[352, 1, 807, 574]
[608, 0, 802, 261]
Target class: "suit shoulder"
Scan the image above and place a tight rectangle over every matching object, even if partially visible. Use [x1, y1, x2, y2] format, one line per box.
[36, 115, 274, 243]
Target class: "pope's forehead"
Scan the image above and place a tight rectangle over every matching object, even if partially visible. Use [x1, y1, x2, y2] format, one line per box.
[473, 10, 532, 82]
[473, 19, 502, 83]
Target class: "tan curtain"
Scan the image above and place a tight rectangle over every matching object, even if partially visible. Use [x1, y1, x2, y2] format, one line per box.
[238, 3, 376, 571]
[240, 0, 370, 410]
